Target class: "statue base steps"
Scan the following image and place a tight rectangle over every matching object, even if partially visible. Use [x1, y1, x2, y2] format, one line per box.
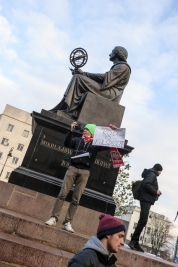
[0, 181, 176, 267]
[0, 232, 73, 267]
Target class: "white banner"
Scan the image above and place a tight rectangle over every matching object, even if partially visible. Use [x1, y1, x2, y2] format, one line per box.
[92, 127, 126, 148]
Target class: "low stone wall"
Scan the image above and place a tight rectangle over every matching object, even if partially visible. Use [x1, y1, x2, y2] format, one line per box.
[0, 181, 177, 267]
[0, 180, 100, 236]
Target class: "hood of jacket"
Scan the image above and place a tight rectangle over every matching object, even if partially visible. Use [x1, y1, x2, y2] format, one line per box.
[141, 168, 159, 179]
[83, 236, 109, 255]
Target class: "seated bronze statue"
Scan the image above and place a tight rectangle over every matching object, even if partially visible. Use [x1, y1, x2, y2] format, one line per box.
[50, 46, 131, 119]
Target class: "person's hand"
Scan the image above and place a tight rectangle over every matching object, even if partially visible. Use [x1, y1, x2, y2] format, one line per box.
[157, 190, 162, 195]
[109, 124, 117, 130]
[71, 122, 78, 131]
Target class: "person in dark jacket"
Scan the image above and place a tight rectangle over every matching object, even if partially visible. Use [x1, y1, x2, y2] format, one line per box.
[68, 213, 125, 267]
[128, 163, 163, 252]
[45, 122, 117, 233]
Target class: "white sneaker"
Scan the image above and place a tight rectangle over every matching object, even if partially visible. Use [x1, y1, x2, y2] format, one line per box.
[45, 217, 57, 226]
[62, 222, 74, 233]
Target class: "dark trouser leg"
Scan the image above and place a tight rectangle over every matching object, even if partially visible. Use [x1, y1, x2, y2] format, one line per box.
[131, 201, 151, 243]
[51, 166, 77, 219]
[64, 168, 90, 223]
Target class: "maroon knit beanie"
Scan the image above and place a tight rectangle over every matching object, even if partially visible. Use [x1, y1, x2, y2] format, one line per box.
[97, 214, 126, 239]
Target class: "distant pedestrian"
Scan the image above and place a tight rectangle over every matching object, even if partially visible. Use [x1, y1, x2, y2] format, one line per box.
[68, 213, 126, 267]
[128, 163, 163, 252]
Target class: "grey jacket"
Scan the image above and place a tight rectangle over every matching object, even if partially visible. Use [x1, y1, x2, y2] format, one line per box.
[68, 236, 117, 267]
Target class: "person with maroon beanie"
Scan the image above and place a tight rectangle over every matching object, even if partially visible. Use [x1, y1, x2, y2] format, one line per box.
[68, 213, 126, 267]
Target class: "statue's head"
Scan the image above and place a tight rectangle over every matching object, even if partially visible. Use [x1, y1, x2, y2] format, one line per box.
[110, 46, 128, 62]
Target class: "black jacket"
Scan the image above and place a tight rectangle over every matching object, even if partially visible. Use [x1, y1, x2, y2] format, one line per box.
[139, 168, 159, 205]
[68, 248, 117, 267]
[64, 131, 106, 170]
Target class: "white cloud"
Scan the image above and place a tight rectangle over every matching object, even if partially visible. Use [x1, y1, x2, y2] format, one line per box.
[0, 15, 17, 59]
[25, 13, 70, 62]
[0, 73, 20, 111]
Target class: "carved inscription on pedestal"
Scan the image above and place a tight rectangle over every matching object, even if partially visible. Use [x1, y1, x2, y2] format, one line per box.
[40, 138, 111, 169]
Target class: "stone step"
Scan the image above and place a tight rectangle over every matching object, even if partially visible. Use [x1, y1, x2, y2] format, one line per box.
[0, 232, 74, 267]
[0, 207, 89, 255]
[0, 263, 13, 267]
[0, 180, 100, 236]
[0, 208, 177, 267]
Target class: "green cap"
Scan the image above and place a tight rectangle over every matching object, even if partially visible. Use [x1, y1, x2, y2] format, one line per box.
[84, 124, 96, 136]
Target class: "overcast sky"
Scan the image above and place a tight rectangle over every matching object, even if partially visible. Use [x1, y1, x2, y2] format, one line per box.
[0, 0, 178, 230]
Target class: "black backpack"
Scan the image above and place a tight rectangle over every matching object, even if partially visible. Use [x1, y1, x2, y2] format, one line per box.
[132, 180, 142, 200]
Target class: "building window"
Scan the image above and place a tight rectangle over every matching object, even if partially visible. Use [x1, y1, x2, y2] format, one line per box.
[0, 152, 3, 159]
[22, 130, 29, 138]
[12, 157, 19, 164]
[1, 138, 9, 146]
[5, 172, 11, 179]
[7, 124, 14, 132]
[147, 237, 151, 244]
[17, 144, 24, 151]
[147, 227, 151, 235]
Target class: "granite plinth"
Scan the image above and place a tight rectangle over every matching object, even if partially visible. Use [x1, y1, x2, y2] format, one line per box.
[77, 92, 125, 127]
[9, 166, 116, 214]
[9, 110, 134, 214]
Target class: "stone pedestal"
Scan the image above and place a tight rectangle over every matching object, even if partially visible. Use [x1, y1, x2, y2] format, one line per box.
[9, 90, 134, 215]
[9, 108, 133, 215]
[77, 92, 125, 127]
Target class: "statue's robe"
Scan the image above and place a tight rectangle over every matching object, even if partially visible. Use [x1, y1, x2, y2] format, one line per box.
[50, 61, 131, 118]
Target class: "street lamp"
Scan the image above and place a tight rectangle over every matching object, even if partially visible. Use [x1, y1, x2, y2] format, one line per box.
[0, 147, 14, 177]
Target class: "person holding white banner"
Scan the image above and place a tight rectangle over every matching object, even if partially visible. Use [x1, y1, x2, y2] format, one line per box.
[45, 121, 118, 233]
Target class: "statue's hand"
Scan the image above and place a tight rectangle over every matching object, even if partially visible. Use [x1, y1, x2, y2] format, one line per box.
[70, 68, 83, 75]
[75, 68, 83, 75]
[69, 68, 75, 75]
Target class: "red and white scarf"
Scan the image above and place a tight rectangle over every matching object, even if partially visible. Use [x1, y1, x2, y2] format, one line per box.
[108, 124, 125, 168]
[82, 135, 93, 144]
[110, 147, 124, 168]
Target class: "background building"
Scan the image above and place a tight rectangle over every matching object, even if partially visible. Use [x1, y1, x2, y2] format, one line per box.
[0, 104, 32, 182]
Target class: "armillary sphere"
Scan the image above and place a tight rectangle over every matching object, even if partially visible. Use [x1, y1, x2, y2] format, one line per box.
[70, 48, 88, 69]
